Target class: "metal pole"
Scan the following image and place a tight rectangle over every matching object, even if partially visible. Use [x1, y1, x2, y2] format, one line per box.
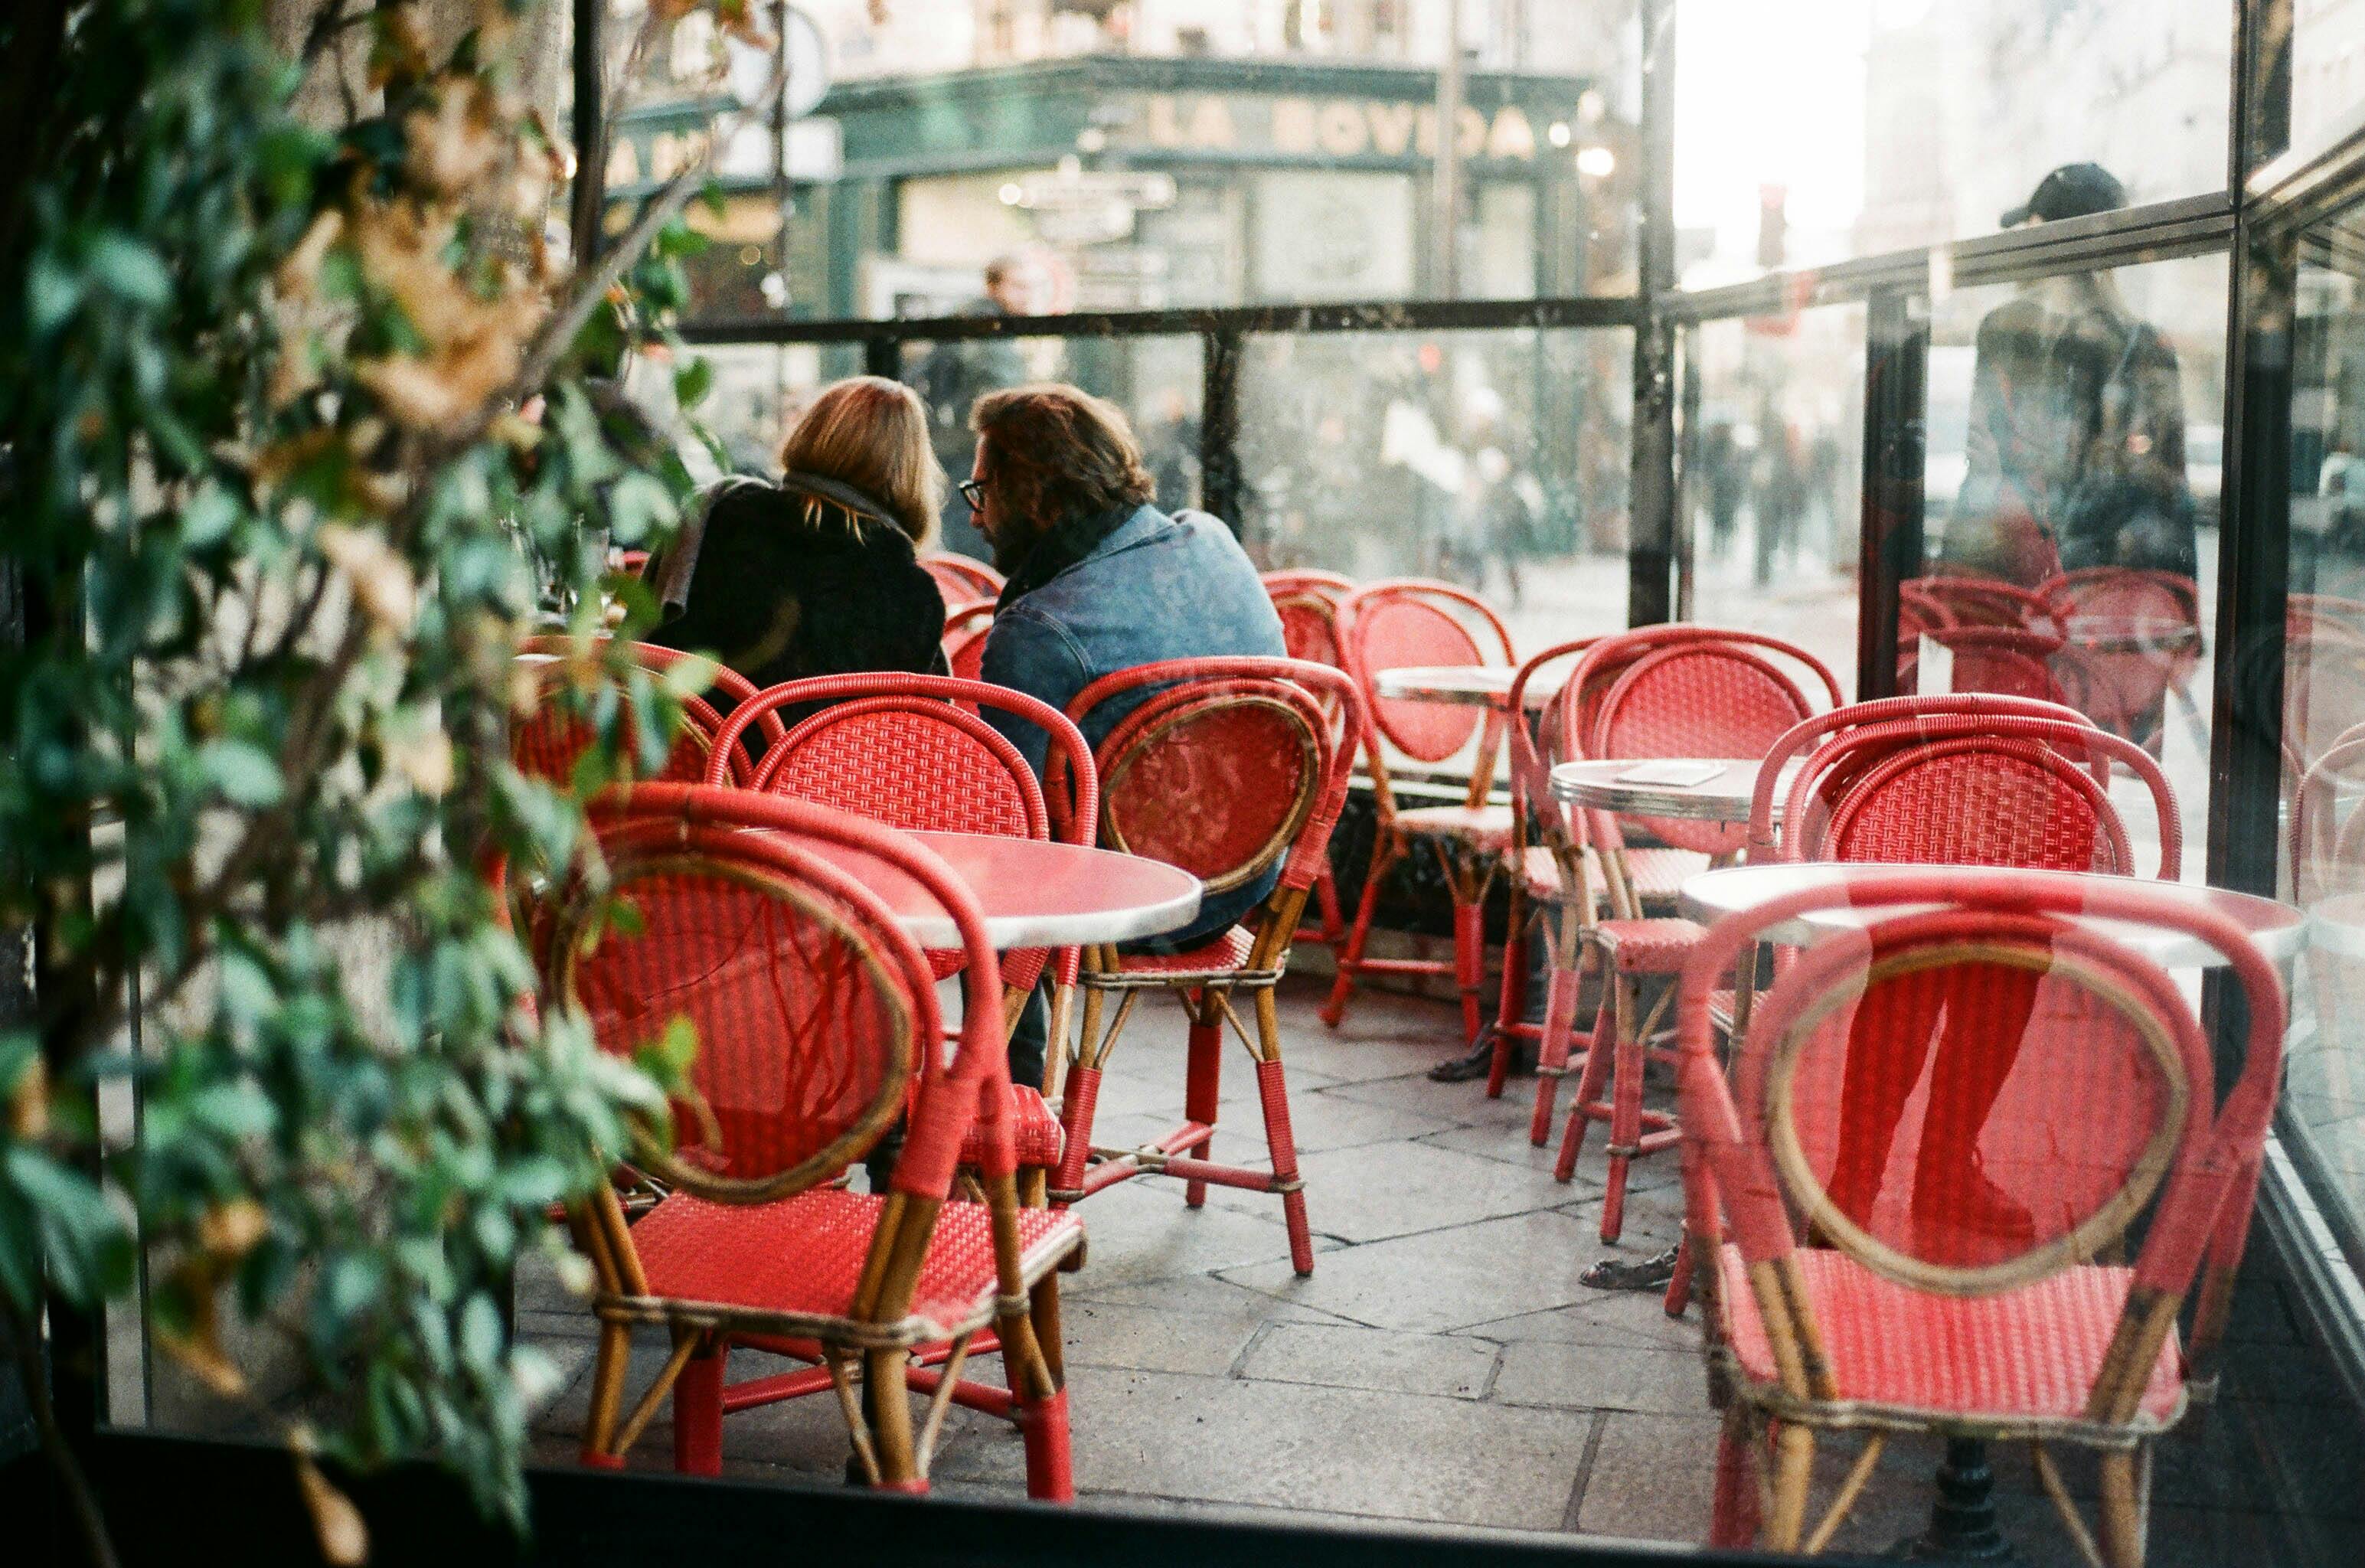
[1432, 0, 1465, 299]
[569, 0, 606, 266]
[1626, 0, 1677, 627]
[1857, 286, 1928, 699]
[1200, 328, 1246, 533]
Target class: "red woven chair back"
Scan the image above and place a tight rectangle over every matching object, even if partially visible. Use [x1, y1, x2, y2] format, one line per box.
[1066, 658, 1367, 901]
[1270, 590, 1345, 671]
[1337, 580, 1515, 765]
[553, 788, 1009, 1204]
[709, 674, 1097, 995]
[514, 637, 781, 787]
[1778, 710, 2177, 878]
[1747, 694, 2097, 863]
[921, 552, 1004, 603]
[1679, 874, 2282, 1326]
[1559, 626, 1839, 858]
[511, 665, 724, 788]
[942, 600, 996, 684]
[1926, 625, 2070, 707]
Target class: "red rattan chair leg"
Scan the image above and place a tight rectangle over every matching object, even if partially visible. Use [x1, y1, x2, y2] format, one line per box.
[1486, 920, 1530, 1099]
[1556, 984, 1617, 1183]
[1312, 863, 1347, 948]
[1019, 1384, 1075, 1502]
[1184, 996, 1223, 1209]
[1452, 893, 1486, 1046]
[673, 1340, 726, 1477]
[1253, 1052, 1315, 1276]
[1709, 1410, 1761, 1549]
[1319, 836, 1396, 1028]
[1530, 961, 1584, 1147]
[1601, 978, 1645, 1243]
[1661, 1236, 1694, 1318]
[1052, 1063, 1102, 1200]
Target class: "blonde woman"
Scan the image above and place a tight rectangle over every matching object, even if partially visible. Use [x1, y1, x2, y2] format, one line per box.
[645, 376, 949, 716]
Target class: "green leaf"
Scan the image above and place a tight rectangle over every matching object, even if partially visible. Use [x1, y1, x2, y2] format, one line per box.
[88, 233, 172, 306]
[672, 355, 713, 410]
[198, 739, 283, 806]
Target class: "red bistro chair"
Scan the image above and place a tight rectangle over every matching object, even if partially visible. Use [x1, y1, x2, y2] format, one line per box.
[1260, 569, 1357, 953]
[1543, 628, 1840, 1240]
[511, 636, 780, 789]
[1907, 571, 2063, 634]
[556, 786, 1084, 1496]
[1050, 657, 1367, 1277]
[706, 674, 1101, 1181]
[1674, 871, 2282, 1560]
[922, 551, 1005, 603]
[942, 599, 997, 683]
[1325, 580, 1519, 1044]
[2041, 567, 2204, 753]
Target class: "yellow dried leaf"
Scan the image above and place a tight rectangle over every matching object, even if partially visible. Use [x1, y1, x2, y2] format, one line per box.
[275, 210, 345, 301]
[6, 1054, 47, 1142]
[294, 1446, 371, 1567]
[403, 81, 504, 199]
[157, 1321, 247, 1399]
[315, 522, 419, 637]
[353, 354, 471, 433]
[197, 1198, 268, 1259]
[387, 725, 456, 798]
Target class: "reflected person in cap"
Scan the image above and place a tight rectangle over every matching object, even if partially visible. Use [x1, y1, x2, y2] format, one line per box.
[1937, 162, 2197, 590]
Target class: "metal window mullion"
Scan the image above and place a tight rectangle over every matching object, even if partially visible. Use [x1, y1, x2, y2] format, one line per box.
[1856, 287, 1928, 702]
[1626, 0, 1677, 629]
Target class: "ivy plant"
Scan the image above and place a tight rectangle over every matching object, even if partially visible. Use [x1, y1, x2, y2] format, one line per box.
[0, 2, 770, 1561]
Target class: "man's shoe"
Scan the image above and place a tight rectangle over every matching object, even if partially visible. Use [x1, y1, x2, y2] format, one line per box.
[1582, 1243, 1681, 1292]
[1428, 1028, 1537, 1083]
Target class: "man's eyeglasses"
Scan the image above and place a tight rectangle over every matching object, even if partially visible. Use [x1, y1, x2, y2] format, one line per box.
[958, 479, 985, 508]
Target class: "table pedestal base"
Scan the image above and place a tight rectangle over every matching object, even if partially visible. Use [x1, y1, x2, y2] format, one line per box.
[1886, 1439, 2024, 1564]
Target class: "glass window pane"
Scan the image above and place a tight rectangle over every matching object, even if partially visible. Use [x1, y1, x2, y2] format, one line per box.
[1680, 305, 1869, 698]
[1233, 325, 1632, 652]
[1677, 2, 2233, 284]
[607, 1, 1641, 318]
[2283, 240, 2365, 1257]
[1909, 250, 2229, 880]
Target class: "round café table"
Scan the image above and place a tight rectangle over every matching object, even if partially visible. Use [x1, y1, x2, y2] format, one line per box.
[1550, 758, 1799, 823]
[793, 828, 1203, 949]
[1375, 665, 1563, 710]
[1678, 859, 2301, 1566]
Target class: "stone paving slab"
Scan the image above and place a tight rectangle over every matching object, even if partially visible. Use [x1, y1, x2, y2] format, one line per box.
[1235, 1321, 1501, 1400]
[1197, 1135, 1576, 1243]
[1491, 1341, 1705, 1416]
[1220, 1207, 1608, 1334]
[929, 1366, 1594, 1533]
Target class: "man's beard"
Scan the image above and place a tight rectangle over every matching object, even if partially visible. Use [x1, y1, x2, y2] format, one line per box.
[986, 520, 1039, 576]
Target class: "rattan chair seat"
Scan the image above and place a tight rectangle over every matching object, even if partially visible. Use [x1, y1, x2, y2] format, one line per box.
[1094, 924, 1259, 981]
[1595, 917, 1708, 973]
[632, 1187, 1083, 1344]
[960, 1084, 1063, 1168]
[1393, 802, 1514, 850]
[1715, 1244, 2184, 1432]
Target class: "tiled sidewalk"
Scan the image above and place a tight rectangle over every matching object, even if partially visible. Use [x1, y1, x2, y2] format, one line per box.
[521, 976, 2356, 1563]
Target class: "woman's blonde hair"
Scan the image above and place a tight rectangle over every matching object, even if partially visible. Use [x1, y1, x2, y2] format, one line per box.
[775, 375, 944, 545]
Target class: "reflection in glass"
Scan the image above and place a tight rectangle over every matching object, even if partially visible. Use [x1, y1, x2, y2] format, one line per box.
[2282, 248, 2365, 1261]
[1234, 328, 1632, 652]
[1675, 1, 2231, 283]
[1908, 252, 2228, 877]
[1681, 307, 1867, 697]
[615, 1, 1641, 318]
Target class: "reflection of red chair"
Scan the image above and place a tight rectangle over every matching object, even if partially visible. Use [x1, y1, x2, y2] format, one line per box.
[559, 786, 1083, 1496]
[921, 552, 1004, 603]
[1676, 871, 2282, 1561]
[1908, 624, 2071, 707]
[1325, 580, 1518, 1044]
[1052, 658, 1367, 1276]
[2292, 730, 2365, 1122]
[1544, 628, 1840, 1240]
[2041, 568, 2204, 753]
[707, 675, 1099, 1178]
[511, 637, 773, 788]
[1909, 571, 2061, 633]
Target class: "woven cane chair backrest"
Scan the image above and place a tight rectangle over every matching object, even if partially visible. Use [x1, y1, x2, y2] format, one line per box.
[1739, 909, 2203, 1295]
[557, 817, 931, 1203]
[1338, 580, 1515, 766]
[1909, 573, 2060, 634]
[1676, 875, 2285, 1381]
[1069, 657, 1365, 900]
[942, 600, 997, 684]
[1786, 714, 2177, 878]
[513, 637, 779, 788]
[511, 668, 726, 788]
[1924, 625, 2071, 708]
[566, 786, 1015, 1207]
